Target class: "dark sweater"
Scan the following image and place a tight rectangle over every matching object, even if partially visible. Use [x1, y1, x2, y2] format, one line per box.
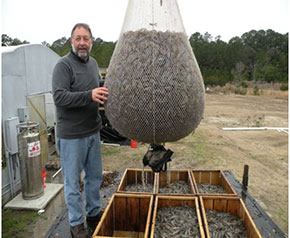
[52, 50, 101, 138]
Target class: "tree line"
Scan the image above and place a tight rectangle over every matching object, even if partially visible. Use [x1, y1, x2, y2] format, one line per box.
[2, 29, 288, 86]
[189, 30, 288, 86]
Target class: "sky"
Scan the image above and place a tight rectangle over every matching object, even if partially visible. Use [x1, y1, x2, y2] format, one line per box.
[1, 0, 289, 45]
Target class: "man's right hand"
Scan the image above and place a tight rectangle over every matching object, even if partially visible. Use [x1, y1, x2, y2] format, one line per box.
[92, 87, 108, 104]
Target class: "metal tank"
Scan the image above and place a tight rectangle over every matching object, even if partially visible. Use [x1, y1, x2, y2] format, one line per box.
[17, 122, 44, 200]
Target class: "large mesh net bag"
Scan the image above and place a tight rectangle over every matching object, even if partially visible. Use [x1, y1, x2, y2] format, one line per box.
[104, 0, 205, 144]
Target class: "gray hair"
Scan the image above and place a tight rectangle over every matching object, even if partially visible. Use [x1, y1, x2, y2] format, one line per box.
[71, 23, 93, 38]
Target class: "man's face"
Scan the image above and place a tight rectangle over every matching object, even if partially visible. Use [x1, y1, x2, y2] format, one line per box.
[71, 27, 93, 60]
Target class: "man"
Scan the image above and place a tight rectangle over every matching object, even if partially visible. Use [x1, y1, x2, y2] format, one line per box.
[52, 23, 108, 238]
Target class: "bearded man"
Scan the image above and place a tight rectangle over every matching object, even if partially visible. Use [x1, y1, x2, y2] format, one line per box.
[52, 23, 108, 238]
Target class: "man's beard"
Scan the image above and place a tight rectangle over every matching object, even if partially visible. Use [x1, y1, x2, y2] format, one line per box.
[72, 44, 92, 60]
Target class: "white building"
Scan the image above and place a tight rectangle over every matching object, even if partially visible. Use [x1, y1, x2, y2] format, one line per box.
[1, 44, 60, 203]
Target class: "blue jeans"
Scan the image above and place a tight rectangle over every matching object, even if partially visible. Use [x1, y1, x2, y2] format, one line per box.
[57, 132, 103, 226]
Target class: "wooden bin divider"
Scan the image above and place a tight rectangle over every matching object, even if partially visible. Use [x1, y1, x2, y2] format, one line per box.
[191, 170, 237, 196]
[200, 196, 262, 238]
[150, 195, 206, 238]
[156, 169, 196, 196]
[93, 193, 153, 238]
[117, 168, 157, 195]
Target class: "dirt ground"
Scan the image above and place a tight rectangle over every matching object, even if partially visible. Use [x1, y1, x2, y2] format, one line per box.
[101, 90, 288, 234]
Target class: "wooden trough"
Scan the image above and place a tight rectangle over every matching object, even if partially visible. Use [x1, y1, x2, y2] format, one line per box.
[117, 168, 157, 195]
[200, 196, 262, 238]
[150, 195, 205, 238]
[191, 170, 237, 196]
[156, 169, 196, 196]
[93, 194, 153, 238]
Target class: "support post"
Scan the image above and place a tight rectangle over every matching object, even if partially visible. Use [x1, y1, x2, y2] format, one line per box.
[242, 165, 249, 190]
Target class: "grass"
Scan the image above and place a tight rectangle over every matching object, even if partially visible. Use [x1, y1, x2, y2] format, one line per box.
[2, 209, 39, 238]
[102, 149, 120, 156]
[212, 82, 288, 98]
[167, 130, 231, 169]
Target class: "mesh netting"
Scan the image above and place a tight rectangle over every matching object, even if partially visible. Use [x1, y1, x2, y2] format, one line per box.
[104, 29, 205, 144]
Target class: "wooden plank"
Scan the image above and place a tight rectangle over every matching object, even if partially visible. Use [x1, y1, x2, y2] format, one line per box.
[220, 171, 237, 195]
[158, 170, 189, 183]
[158, 171, 167, 186]
[190, 171, 199, 194]
[201, 171, 211, 183]
[239, 200, 260, 238]
[199, 197, 210, 238]
[146, 197, 153, 238]
[183, 198, 195, 208]
[140, 195, 153, 238]
[187, 174, 196, 194]
[220, 177, 230, 192]
[213, 198, 228, 212]
[179, 170, 188, 180]
[195, 198, 206, 238]
[113, 230, 144, 237]
[203, 197, 214, 210]
[195, 171, 202, 183]
[168, 197, 182, 207]
[127, 197, 139, 232]
[117, 169, 128, 192]
[138, 198, 146, 233]
[227, 199, 240, 216]
[210, 171, 220, 185]
[136, 171, 142, 184]
[169, 170, 177, 182]
[150, 197, 158, 238]
[239, 202, 245, 220]
[157, 196, 169, 209]
[127, 170, 137, 184]
[192, 170, 222, 184]
[192, 171, 199, 182]
[244, 212, 251, 237]
[94, 195, 115, 237]
[102, 206, 114, 236]
[114, 196, 127, 231]
[144, 171, 153, 184]
[117, 179, 126, 192]
[138, 196, 153, 232]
